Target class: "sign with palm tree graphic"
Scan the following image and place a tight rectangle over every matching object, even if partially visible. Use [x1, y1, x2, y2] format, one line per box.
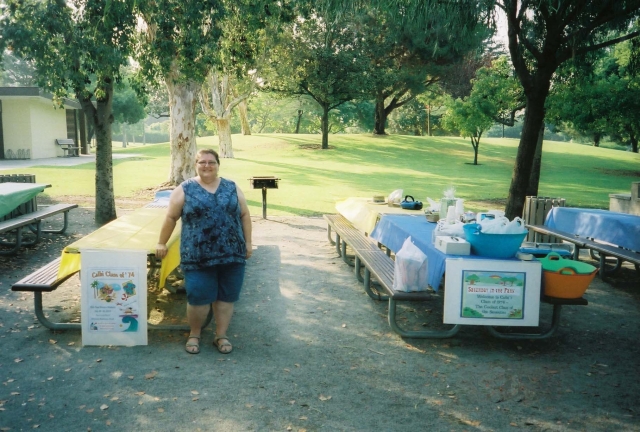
[81, 249, 148, 346]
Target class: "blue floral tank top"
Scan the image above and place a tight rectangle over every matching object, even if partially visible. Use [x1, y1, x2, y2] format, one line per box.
[180, 177, 246, 270]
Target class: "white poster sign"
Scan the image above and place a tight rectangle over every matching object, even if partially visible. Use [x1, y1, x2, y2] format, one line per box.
[443, 258, 541, 326]
[81, 249, 148, 346]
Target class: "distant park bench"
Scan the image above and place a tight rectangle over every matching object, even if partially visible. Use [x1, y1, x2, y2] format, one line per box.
[55, 138, 79, 157]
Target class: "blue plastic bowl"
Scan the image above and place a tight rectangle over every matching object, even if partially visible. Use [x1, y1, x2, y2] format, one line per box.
[463, 223, 527, 259]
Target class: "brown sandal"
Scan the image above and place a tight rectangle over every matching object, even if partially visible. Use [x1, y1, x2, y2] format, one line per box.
[185, 335, 200, 354]
[213, 335, 232, 354]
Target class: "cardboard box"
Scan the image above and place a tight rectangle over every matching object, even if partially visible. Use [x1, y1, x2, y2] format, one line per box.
[435, 236, 470, 255]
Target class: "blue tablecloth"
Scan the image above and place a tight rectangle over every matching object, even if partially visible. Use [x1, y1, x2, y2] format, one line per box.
[545, 207, 640, 252]
[370, 214, 502, 291]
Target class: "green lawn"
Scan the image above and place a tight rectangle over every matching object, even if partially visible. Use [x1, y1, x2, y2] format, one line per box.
[7, 134, 639, 216]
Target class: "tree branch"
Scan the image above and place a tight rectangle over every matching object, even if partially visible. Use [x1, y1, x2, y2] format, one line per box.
[563, 1, 640, 44]
[560, 30, 640, 63]
[492, 103, 526, 126]
[505, 1, 533, 90]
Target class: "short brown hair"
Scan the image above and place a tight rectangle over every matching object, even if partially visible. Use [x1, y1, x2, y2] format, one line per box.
[196, 149, 220, 164]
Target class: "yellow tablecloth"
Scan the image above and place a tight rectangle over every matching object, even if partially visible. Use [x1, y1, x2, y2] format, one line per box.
[58, 207, 181, 289]
[335, 197, 424, 234]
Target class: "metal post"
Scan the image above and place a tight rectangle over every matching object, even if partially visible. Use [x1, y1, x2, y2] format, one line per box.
[262, 187, 267, 219]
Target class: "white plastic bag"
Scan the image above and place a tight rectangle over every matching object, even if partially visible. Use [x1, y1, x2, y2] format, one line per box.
[478, 216, 526, 234]
[426, 197, 440, 212]
[388, 189, 403, 206]
[393, 237, 429, 292]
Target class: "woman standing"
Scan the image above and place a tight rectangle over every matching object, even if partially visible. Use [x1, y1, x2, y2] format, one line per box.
[156, 149, 252, 354]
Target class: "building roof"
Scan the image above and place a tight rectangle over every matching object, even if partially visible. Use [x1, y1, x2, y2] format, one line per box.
[0, 87, 82, 109]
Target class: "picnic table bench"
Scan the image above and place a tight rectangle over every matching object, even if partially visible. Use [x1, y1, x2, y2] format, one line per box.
[325, 214, 460, 338]
[326, 214, 588, 340]
[11, 255, 212, 332]
[0, 203, 78, 255]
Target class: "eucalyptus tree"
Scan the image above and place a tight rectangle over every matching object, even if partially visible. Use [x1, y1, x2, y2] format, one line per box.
[134, 1, 287, 183]
[134, 0, 223, 184]
[200, 72, 256, 157]
[2, 0, 137, 224]
[495, 0, 640, 218]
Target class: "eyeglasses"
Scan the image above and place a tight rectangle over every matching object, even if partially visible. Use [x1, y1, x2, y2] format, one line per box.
[197, 161, 218, 166]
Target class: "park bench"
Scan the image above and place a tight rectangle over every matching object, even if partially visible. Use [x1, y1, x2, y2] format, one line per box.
[325, 214, 588, 340]
[0, 204, 78, 255]
[11, 257, 81, 330]
[55, 138, 80, 157]
[527, 224, 640, 279]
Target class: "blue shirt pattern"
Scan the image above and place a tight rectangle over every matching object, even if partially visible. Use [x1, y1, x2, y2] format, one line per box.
[180, 177, 246, 270]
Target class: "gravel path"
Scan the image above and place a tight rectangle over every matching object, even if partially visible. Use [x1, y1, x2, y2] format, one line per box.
[1, 207, 639, 431]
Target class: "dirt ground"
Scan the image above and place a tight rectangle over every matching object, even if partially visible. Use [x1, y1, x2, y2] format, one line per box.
[1, 203, 639, 432]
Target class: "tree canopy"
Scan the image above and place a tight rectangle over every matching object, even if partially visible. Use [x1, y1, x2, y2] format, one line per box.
[495, 0, 640, 218]
[2, 0, 137, 224]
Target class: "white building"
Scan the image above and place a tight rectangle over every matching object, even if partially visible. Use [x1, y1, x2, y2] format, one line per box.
[0, 87, 86, 160]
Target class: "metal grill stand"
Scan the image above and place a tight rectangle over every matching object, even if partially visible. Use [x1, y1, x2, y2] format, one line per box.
[249, 177, 280, 219]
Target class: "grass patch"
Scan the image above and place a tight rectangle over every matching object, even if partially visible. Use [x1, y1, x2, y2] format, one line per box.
[4, 134, 639, 216]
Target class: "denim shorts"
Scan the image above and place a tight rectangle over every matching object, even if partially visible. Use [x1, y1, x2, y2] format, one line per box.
[183, 262, 245, 305]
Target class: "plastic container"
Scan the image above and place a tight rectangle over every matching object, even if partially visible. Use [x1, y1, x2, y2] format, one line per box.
[462, 223, 527, 259]
[538, 252, 597, 298]
[542, 268, 597, 298]
[519, 242, 573, 258]
[538, 252, 595, 274]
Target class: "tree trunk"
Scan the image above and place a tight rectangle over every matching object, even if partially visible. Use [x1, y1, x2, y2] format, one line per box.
[526, 121, 545, 197]
[471, 137, 479, 165]
[238, 99, 251, 135]
[505, 94, 547, 220]
[631, 134, 639, 153]
[122, 123, 127, 148]
[321, 105, 329, 149]
[593, 132, 601, 147]
[295, 110, 303, 134]
[373, 95, 388, 135]
[166, 79, 198, 185]
[78, 79, 117, 225]
[217, 118, 234, 158]
[426, 104, 431, 136]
